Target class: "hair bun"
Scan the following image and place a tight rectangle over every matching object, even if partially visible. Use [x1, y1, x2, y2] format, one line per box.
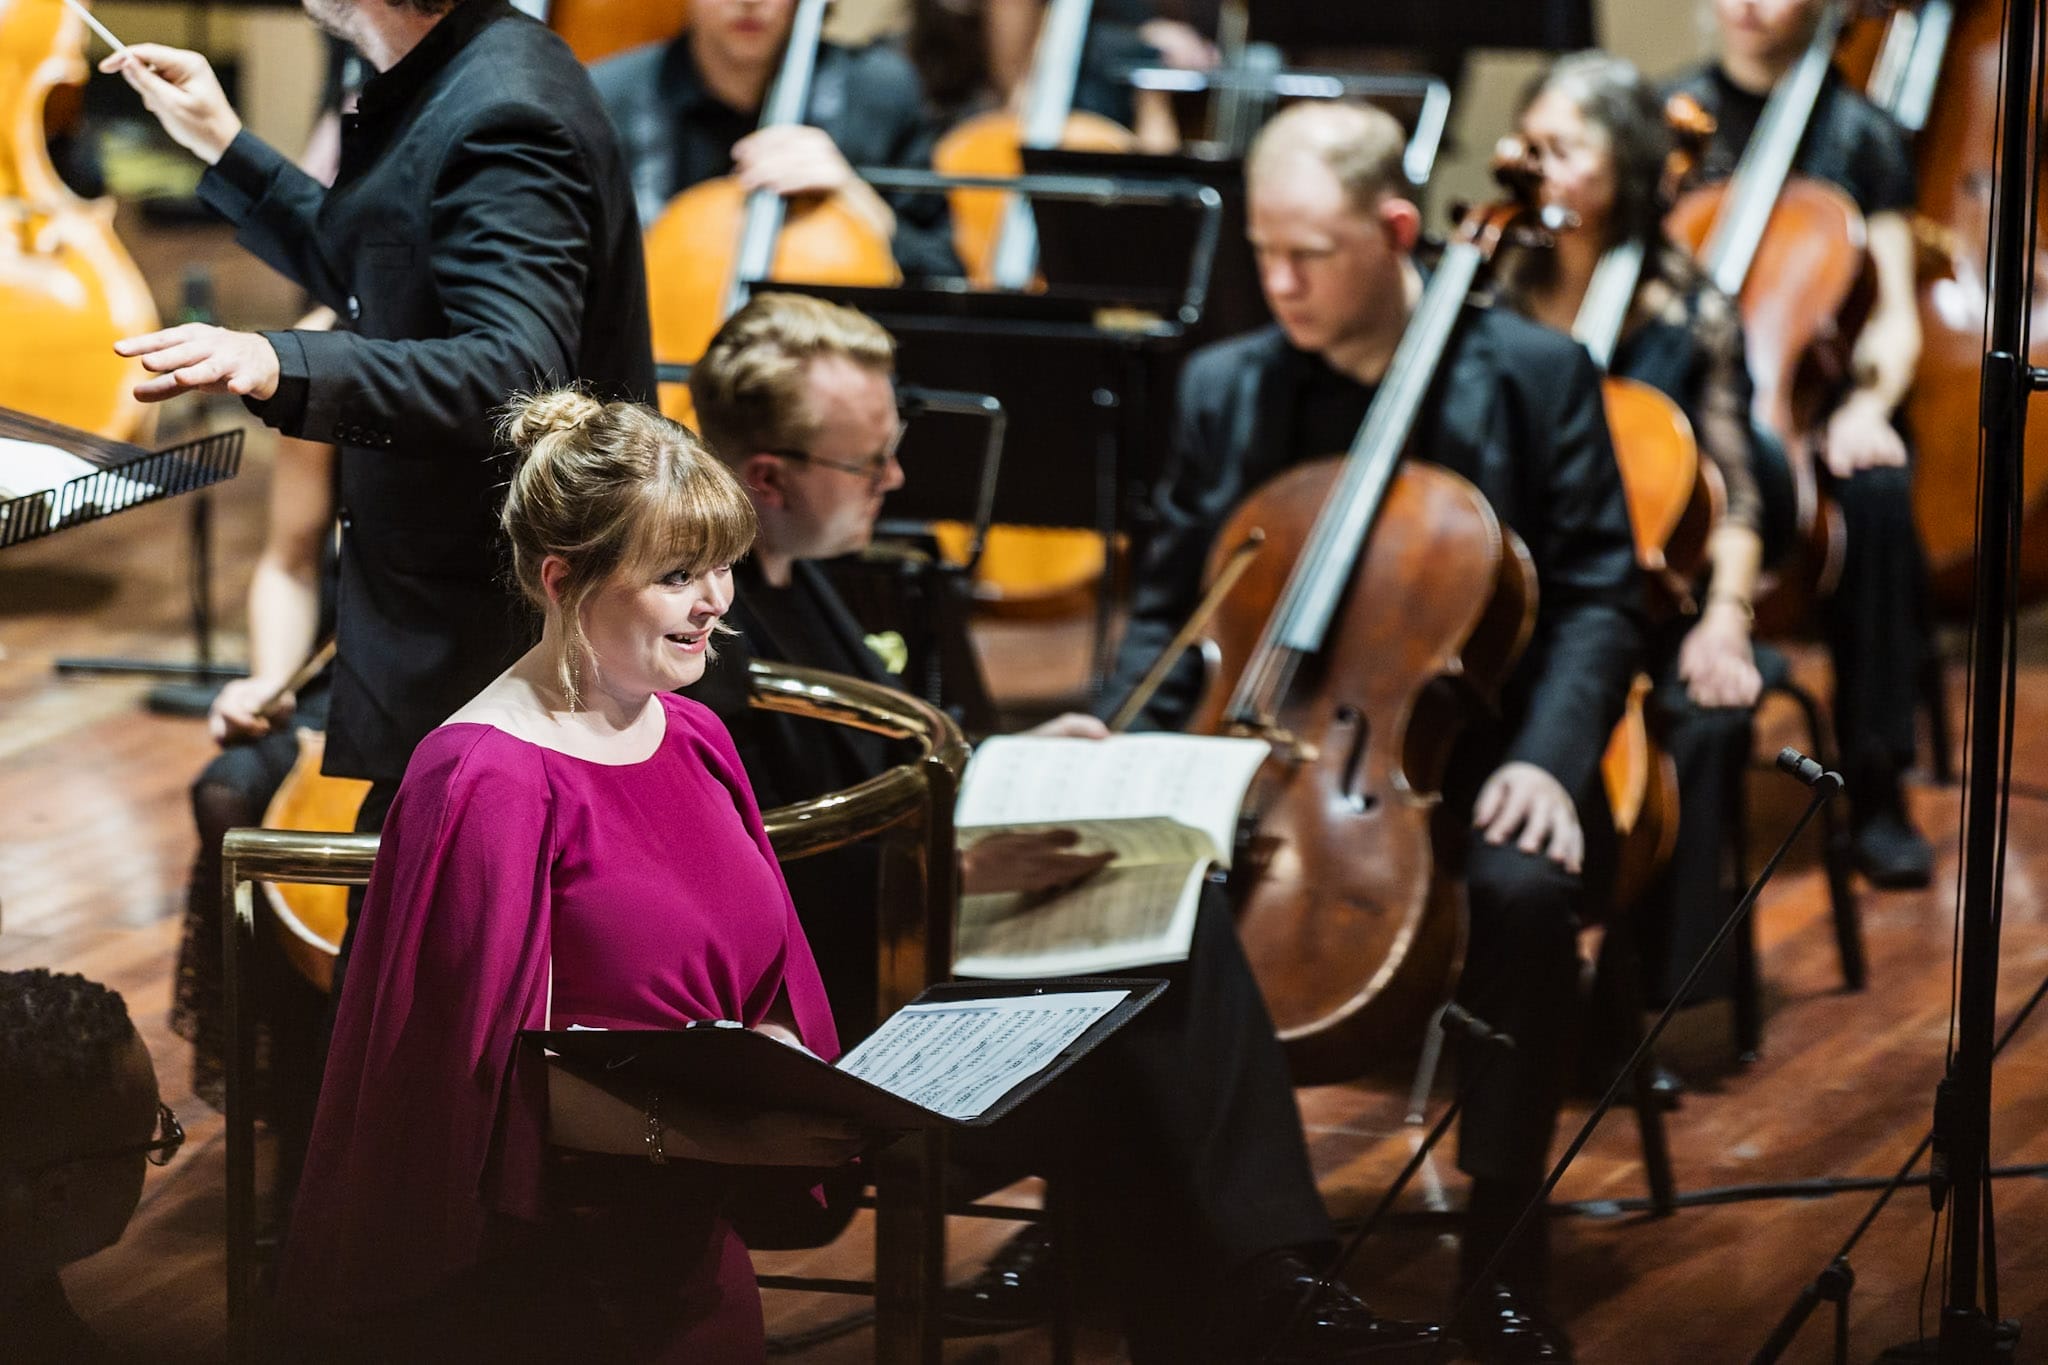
[502, 389, 606, 453]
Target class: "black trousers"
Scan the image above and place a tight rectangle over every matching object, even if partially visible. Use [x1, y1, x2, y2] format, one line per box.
[1824, 464, 1928, 803]
[959, 887, 1334, 1360]
[795, 863, 1333, 1357]
[1451, 837, 1587, 1189]
[1641, 682, 1751, 1003]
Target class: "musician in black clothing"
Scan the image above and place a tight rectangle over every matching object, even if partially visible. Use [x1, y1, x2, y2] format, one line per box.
[1505, 51, 1784, 1005]
[1665, 0, 1934, 887]
[1105, 101, 1644, 1361]
[685, 292, 1443, 1364]
[590, 0, 959, 278]
[105, 0, 656, 993]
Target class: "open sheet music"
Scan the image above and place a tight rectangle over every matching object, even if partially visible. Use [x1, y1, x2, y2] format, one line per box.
[0, 438, 159, 529]
[526, 980, 1161, 1130]
[834, 988, 1128, 1119]
[952, 734, 1268, 977]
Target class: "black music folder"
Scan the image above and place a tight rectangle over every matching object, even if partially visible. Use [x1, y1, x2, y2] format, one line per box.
[524, 977, 1164, 1132]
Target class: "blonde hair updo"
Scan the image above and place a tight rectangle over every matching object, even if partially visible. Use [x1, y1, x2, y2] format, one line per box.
[498, 389, 756, 709]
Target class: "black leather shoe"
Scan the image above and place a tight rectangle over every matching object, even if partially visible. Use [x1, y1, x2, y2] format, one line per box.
[1219, 1253, 1444, 1362]
[1454, 1282, 1574, 1363]
[941, 1225, 1053, 1337]
[1853, 807, 1934, 889]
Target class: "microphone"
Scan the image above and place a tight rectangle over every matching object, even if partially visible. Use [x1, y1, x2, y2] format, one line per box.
[1776, 747, 1842, 793]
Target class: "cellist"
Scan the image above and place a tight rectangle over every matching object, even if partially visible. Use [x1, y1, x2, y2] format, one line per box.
[589, 0, 960, 277]
[1667, 0, 1932, 887]
[1105, 100, 1642, 1362]
[1503, 51, 1778, 1008]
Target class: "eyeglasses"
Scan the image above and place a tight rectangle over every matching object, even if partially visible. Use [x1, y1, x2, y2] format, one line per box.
[765, 417, 910, 490]
[14, 1103, 184, 1176]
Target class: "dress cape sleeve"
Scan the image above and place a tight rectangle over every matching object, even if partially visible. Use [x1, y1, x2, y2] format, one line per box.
[666, 693, 843, 1063]
[278, 728, 557, 1322]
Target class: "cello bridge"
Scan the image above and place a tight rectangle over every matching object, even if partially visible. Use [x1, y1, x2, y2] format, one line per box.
[1225, 717, 1319, 766]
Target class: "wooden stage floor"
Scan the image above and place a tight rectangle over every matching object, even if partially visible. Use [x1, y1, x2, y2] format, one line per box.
[6, 227, 2047, 1364]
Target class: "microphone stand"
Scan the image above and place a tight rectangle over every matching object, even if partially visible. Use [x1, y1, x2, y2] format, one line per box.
[1752, 936, 2048, 1363]
[1434, 748, 1843, 1354]
[1254, 1003, 1516, 1365]
[1930, 0, 2038, 1356]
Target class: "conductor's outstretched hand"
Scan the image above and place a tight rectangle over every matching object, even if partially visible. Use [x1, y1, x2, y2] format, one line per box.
[100, 44, 241, 165]
[115, 324, 281, 402]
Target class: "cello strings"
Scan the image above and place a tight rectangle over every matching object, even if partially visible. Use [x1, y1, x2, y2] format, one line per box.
[1227, 244, 1481, 728]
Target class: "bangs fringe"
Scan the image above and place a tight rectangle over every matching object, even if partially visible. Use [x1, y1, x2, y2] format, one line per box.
[619, 450, 759, 583]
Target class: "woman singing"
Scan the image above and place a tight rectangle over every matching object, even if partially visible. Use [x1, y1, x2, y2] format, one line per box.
[279, 391, 855, 1361]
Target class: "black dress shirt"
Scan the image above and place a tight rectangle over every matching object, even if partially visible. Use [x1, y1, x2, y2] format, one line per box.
[1106, 312, 1644, 801]
[591, 34, 959, 279]
[1666, 63, 1916, 218]
[199, 0, 654, 781]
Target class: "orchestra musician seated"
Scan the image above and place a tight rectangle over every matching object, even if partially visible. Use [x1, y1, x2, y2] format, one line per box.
[683, 291, 1444, 1362]
[1103, 100, 1646, 1361]
[1, 970, 183, 1365]
[1504, 51, 1779, 1010]
[1667, 0, 1934, 888]
[589, 0, 960, 279]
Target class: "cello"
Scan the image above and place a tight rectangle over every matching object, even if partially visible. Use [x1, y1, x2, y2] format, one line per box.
[1180, 155, 1551, 1084]
[924, 0, 1133, 615]
[931, 0, 1133, 289]
[1569, 236, 1723, 913]
[0, 0, 157, 440]
[1559, 96, 1730, 911]
[642, 0, 898, 422]
[1665, 0, 1870, 622]
[1839, 0, 2048, 608]
[541, 0, 693, 66]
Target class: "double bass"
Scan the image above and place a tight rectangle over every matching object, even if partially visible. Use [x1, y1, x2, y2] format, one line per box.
[643, 0, 898, 420]
[1, 0, 157, 439]
[1665, 0, 1871, 622]
[1182, 157, 1551, 1084]
[1839, 0, 2048, 608]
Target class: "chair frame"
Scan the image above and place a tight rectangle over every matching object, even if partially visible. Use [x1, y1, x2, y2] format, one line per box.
[222, 660, 969, 1363]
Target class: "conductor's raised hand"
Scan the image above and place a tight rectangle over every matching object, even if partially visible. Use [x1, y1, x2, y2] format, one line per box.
[99, 44, 241, 165]
[115, 324, 280, 402]
[1473, 760, 1584, 874]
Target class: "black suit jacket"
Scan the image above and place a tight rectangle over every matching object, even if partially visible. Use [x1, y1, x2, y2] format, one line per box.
[1106, 312, 1644, 802]
[199, 0, 655, 782]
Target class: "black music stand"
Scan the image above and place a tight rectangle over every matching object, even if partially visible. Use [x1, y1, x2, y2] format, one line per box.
[1026, 72, 1449, 346]
[796, 169, 1224, 696]
[0, 406, 242, 553]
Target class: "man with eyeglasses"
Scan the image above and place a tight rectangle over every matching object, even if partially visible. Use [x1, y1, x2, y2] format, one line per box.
[1, 969, 182, 1363]
[686, 293, 1443, 1363]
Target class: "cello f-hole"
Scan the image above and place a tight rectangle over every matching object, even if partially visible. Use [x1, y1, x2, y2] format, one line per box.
[1334, 704, 1378, 814]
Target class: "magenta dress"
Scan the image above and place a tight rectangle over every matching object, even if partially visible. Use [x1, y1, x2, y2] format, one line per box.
[279, 693, 840, 1361]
